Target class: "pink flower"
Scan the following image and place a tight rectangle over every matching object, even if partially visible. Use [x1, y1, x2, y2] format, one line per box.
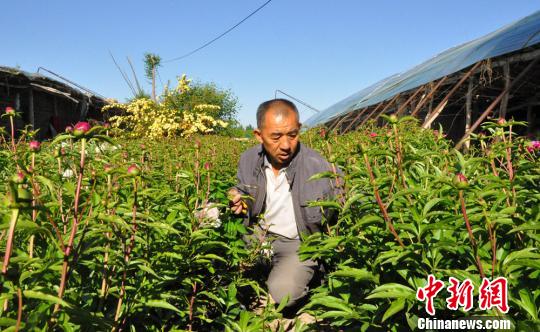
[204, 162, 211, 170]
[127, 164, 140, 176]
[526, 140, 540, 153]
[5, 106, 15, 115]
[65, 125, 73, 133]
[453, 173, 468, 189]
[29, 140, 41, 152]
[11, 171, 25, 184]
[319, 128, 327, 138]
[73, 121, 91, 136]
[369, 132, 378, 138]
[103, 164, 113, 174]
[497, 118, 507, 125]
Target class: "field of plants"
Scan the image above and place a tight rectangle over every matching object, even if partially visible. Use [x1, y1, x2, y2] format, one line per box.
[0, 112, 539, 331]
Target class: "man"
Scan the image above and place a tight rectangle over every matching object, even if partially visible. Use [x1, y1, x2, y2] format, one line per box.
[229, 98, 342, 310]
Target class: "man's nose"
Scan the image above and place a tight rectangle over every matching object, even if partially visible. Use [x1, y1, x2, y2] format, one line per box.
[279, 137, 291, 151]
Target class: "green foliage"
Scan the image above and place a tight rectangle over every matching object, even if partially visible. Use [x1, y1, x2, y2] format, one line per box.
[298, 119, 540, 330]
[163, 80, 239, 123]
[143, 53, 161, 82]
[0, 117, 538, 330]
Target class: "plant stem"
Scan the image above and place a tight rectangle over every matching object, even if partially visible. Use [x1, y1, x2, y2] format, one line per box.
[29, 152, 36, 259]
[55, 138, 86, 312]
[16, 288, 22, 332]
[2, 209, 20, 274]
[114, 178, 138, 323]
[362, 151, 404, 247]
[458, 190, 485, 279]
[9, 116, 15, 153]
[188, 281, 198, 332]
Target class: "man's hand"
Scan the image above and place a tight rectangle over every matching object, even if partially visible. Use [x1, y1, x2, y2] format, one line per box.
[228, 188, 248, 215]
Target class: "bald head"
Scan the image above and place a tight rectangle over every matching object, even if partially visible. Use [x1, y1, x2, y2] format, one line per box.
[256, 99, 300, 129]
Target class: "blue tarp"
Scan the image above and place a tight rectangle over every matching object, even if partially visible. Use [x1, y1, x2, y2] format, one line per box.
[304, 10, 540, 128]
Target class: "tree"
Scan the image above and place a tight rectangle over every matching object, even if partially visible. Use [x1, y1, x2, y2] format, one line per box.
[163, 80, 239, 123]
[143, 53, 161, 101]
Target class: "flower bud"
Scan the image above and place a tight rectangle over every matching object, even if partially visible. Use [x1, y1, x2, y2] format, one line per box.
[5, 106, 15, 116]
[127, 164, 140, 177]
[29, 140, 41, 152]
[328, 154, 337, 163]
[11, 171, 25, 184]
[388, 114, 398, 124]
[526, 140, 540, 153]
[73, 121, 91, 137]
[453, 173, 468, 189]
[65, 125, 73, 133]
[104, 164, 113, 174]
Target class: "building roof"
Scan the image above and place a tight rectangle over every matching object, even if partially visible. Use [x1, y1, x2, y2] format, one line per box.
[304, 10, 540, 128]
[0, 65, 107, 105]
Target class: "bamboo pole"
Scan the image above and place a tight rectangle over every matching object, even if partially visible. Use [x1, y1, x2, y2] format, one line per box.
[499, 61, 510, 118]
[456, 56, 540, 149]
[422, 61, 482, 129]
[359, 94, 401, 128]
[341, 107, 370, 134]
[329, 111, 355, 134]
[410, 76, 448, 117]
[395, 85, 426, 116]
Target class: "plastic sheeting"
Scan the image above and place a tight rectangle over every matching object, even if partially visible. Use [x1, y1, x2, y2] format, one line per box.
[304, 10, 540, 128]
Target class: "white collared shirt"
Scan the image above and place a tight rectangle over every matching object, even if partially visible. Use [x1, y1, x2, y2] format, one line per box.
[259, 156, 299, 239]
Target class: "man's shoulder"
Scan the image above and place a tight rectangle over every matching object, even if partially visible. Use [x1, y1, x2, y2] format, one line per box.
[239, 145, 262, 161]
[238, 145, 263, 170]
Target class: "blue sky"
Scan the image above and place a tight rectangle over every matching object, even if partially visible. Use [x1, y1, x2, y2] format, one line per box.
[3, 1, 539, 126]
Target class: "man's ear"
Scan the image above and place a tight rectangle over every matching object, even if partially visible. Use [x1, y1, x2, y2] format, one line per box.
[254, 128, 263, 144]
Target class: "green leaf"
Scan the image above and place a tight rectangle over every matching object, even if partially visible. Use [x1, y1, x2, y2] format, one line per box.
[308, 171, 338, 181]
[23, 290, 72, 308]
[382, 298, 406, 322]
[330, 267, 379, 283]
[138, 300, 181, 313]
[366, 283, 415, 299]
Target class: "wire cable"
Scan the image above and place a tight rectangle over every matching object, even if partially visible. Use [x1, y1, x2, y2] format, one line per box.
[164, 0, 273, 63]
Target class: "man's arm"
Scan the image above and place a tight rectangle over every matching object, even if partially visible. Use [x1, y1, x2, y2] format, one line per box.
[228, 153, 250, 216]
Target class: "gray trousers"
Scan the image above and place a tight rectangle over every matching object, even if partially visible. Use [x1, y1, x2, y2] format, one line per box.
[266, 236, 318, 308]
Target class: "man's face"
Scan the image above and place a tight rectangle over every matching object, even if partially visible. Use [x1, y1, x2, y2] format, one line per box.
[254, 107, 301, 168]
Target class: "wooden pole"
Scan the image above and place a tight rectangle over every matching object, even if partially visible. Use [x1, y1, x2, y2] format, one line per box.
[499, 61, 510, 118]
[359, 94, 401, 128]
[329, 111, 354, 134]
[395, 85, 425, 116]
[464, 77, 474, 153]
[342, 107, 370, 134]
[410, 76, 448, 117]
[28, 88, 34, 129]
[456, 56, 540, 150]
[423, 61, 482, 129]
